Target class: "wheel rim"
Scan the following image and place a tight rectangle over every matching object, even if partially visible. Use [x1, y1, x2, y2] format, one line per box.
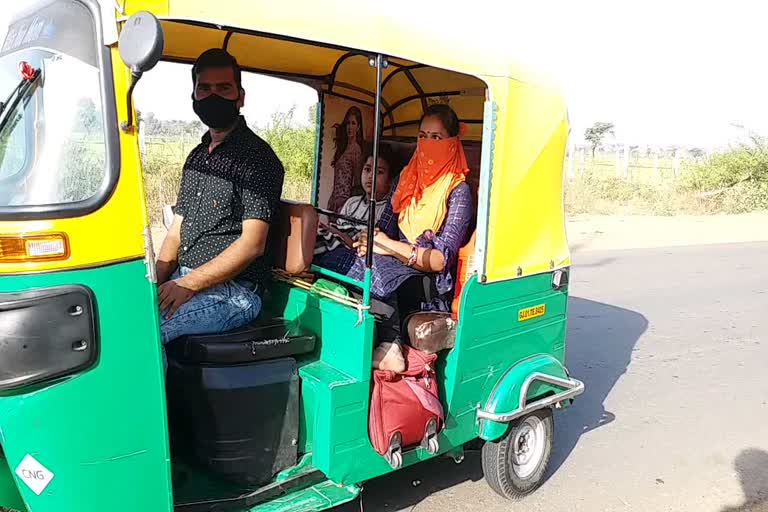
[510, 415, 546, 479]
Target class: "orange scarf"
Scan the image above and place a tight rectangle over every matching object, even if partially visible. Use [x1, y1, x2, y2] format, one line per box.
[391, 136, 469, 242]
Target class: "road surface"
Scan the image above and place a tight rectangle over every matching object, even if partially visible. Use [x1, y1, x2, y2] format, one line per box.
[338, 242, 768, 512]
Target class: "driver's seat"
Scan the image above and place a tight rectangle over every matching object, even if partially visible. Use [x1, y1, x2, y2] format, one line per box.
[166, 200, 319, 358]
[165, 201, 319, 487]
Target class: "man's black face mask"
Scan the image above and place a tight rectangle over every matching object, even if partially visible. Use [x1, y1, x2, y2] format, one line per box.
[192, 92, 240, 130]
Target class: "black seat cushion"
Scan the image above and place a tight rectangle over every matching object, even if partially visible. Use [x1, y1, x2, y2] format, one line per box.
[166, 317, 315, 365]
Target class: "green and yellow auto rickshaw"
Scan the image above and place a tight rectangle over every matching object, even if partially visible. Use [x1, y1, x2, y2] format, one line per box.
[0, 1, 583, 510]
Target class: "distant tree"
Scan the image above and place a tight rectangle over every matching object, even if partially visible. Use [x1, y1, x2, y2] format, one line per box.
[584, 122, 615, 158]
[666, 145, 681, 158]
[136, 111, 204, 139]
[689, 147, 706, 159]
[76, 98, 100, 134]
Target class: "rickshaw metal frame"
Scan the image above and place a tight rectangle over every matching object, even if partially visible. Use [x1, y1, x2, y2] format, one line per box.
[477, 373, 585, 424]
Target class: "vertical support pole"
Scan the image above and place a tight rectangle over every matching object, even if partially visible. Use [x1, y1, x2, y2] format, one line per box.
[364, 54, 386, 306]
[311, 97, 324, 207]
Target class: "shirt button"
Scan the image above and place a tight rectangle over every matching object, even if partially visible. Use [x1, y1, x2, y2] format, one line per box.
[196, 191, 201, 197]
[183, 246, 188, 251]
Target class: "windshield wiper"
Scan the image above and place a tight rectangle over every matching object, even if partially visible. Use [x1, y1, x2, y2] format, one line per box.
[0, 64, 41, 134]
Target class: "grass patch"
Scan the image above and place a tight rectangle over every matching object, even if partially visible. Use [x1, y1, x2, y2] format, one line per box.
[564, 173, 711, 216]
[140, 128, 767, 221]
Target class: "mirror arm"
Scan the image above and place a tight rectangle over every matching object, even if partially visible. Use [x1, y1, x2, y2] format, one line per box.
[120, 70, 142, 133]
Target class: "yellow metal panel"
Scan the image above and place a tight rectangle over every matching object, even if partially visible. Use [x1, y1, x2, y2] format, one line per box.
[0, 48, 148, 274]
[161, 22, 227, 62]
[484, 77, 570, 283]
[149, 0, 510, 79]
[152, 19, 488, 140]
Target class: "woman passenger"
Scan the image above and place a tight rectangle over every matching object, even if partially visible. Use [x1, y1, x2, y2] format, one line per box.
[349, 104, 473, 343]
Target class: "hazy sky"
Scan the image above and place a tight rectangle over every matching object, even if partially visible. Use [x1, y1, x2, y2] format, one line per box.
[2, 1, 767, 149]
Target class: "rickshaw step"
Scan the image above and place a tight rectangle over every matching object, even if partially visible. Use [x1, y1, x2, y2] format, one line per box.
[250, 480, 360, 512]
[174, 467, 360, 512]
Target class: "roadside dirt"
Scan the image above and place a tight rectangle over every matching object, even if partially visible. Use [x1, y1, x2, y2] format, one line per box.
[566, 212, 768, 252]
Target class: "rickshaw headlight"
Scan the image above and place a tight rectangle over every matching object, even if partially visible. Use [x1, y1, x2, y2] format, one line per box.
[0, 234, 69, 262]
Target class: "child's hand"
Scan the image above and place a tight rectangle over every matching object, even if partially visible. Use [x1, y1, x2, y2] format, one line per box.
[354, 229, 391, 257]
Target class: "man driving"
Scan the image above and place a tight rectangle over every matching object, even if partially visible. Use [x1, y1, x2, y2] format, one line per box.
[155, 48, 284, 354]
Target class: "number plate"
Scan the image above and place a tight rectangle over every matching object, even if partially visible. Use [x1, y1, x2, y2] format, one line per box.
[518, 304, 546, 322]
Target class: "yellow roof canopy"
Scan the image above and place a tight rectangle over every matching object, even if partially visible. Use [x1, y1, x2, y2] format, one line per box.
[156, 19, 487, 140]
[120, 0, 571, 282]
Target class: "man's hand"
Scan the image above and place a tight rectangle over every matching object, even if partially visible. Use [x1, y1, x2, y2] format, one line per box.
[158, 279, 196, 320]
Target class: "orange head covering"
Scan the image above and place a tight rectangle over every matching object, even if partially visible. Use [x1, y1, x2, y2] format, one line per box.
[391, 135, 469, 242]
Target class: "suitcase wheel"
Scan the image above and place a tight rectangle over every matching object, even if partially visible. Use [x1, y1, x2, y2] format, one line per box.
[421, 418, 440, 455]
[385, 432, 403, 469]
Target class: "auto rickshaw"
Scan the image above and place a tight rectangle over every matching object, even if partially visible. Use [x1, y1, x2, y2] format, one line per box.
[0, 1, 584, 511]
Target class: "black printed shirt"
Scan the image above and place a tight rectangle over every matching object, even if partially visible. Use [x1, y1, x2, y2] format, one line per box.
[174, 116, 284, 288]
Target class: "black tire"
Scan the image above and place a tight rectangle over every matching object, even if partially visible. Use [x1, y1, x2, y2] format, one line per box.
[481, 408, 554, 500]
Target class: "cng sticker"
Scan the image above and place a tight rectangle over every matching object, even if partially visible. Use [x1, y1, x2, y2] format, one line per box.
[518, 304, 546, 322]
[15, 454, 54, 495]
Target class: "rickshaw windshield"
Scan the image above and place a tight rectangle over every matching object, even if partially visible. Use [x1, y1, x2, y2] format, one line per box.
[0, 0, 107, 209]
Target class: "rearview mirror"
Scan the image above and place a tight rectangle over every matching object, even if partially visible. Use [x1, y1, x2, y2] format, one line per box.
[118, 11, 164, 132]
[118, 11, 164, 73]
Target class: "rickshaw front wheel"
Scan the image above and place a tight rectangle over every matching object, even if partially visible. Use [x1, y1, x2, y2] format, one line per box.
[481, 408, 554, 500]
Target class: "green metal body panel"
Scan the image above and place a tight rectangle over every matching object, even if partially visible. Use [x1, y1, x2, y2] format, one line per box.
[0, 454, 24, 511]
[477, 354, 569, 441]
[0, 258, 569, 512]
[0, 260, 172, 512]
[441, 272, 569, 443]
[267, 282, 474, 486]
[264, 270, 569, 491]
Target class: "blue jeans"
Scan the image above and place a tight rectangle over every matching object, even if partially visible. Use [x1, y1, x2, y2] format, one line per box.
[160, 267, 261, 366]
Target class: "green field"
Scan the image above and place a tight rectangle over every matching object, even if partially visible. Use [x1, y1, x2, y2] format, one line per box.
[138, 140, 766, 222]
[567, 153, 687, 183]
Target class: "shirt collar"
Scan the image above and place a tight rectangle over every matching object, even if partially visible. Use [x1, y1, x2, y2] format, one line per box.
[200, 115, 248, 145]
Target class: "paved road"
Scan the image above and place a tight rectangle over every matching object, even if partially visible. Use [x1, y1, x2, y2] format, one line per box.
[338, 242, 768, 512]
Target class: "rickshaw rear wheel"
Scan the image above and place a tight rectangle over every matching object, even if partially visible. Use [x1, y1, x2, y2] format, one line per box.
[481, 408, 554, 500]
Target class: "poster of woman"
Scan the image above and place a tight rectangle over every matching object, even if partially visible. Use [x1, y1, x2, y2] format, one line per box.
[318, 96, 374, 212]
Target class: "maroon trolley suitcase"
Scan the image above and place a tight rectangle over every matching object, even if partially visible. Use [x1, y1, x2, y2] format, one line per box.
[369, 345, 444, 468]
